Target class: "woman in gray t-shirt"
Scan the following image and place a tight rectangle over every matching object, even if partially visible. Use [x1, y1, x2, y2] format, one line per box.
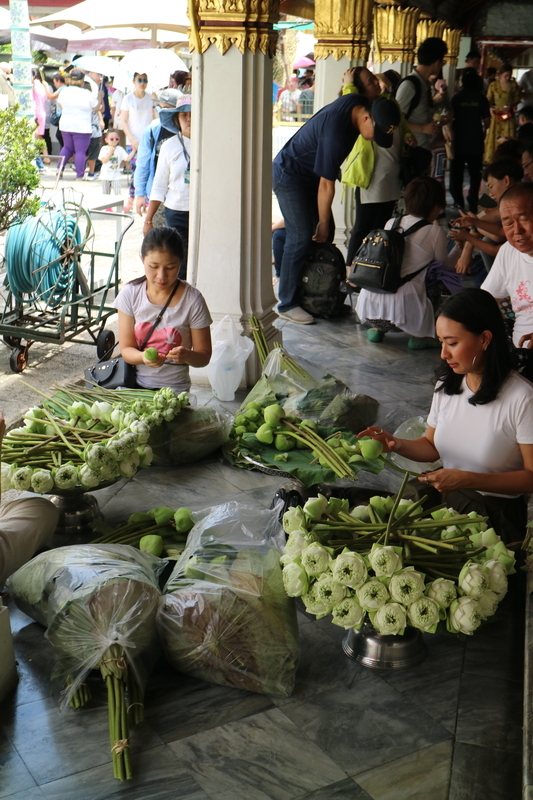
[114, 227, 212, 392]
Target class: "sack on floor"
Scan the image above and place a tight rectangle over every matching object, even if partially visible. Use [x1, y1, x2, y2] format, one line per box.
[348, 216, 430, 294]
[298, 242, 348, 318]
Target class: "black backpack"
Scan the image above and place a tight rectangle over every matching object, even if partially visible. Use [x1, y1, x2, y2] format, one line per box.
[394, 74, 422, 120]
[298, 241, 348, 318]
[348, 216, 431, 294]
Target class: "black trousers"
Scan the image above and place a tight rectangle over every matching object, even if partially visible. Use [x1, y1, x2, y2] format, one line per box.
[346, 190, 396, 267]
[449, 153, 483, 213]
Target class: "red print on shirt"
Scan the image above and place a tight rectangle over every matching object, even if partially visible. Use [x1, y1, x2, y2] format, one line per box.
[135, 323, 182, 355]
[514, 281, 533, 311]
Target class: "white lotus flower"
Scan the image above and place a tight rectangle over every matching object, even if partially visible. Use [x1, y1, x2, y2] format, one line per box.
[331, 551, 367, 589]
[357, 579, 390, 611]
[373, 602, 406, 635]
[478, 590, 500, 620]
[389, 568, 425, 605]
[484, 559, 508, 600]
[458, 560, 489, 600]
[301, 583, 332, 618]
[282, 562, 309, 597]
[368, 544, 402, 578]
[315, 575, 346, 606]
[300, 543, 332, 577]
[448, 596, 482, 634]
[284, 530, 312, 560]
[331, 597, 365, 629]
[407, 596, 440, 631]
[426, 578, 457, 610]
[1, 462, 14, 492]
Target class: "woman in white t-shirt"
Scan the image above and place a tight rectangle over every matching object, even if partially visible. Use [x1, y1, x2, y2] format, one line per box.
[57, 69, 98, 178]
[356, 177, 462, 349]
[114, 227, 212, 393]
[120, 73, 154, 212]
[359, 288, 533, 542]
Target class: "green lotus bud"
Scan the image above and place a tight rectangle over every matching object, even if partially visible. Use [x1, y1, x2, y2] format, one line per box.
[336, 449, 349, 463]
[275, 434, 294, 451]
[256, 423, 275, 444]
[244, 408, 260, 421]
[369, 496, 388, 516]
[247, 422, 258, 433]
[184, 556, 204, 580]
[235, 414, 247, 426]
[303, 494, 328, 521]
[235, 426, 248, 436]
[274, 452, 289, 462]
[144, 347, 159, 362]
[174, 507, 194, 533]
[300, 419, 318, 432]
[128, 512, 153, 525]
[348, 454, 364, 463]
[263, 403, 284, 426]
[328, 439, 341, 449]
[247, 401, 263, 411]
[148, 506, 175, 525]
[359, 438, 383, 461]
[139, 534, 163, 556]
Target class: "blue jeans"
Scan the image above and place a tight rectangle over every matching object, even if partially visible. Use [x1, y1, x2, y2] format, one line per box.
[164, 207, 189, 281]
[273, 165, 334, 312]
[272, 228, 286, 278]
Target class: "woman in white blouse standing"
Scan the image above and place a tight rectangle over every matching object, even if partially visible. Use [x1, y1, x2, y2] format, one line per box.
[356, 176, 462, 349]
[359, 288, 533, 543]
[143, 94, 191, 280]
[57, 69, 98, 178]
[120, 72, 155, 212]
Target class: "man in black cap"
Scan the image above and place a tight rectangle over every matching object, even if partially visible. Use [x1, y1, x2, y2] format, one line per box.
[272, 94, 400, 324]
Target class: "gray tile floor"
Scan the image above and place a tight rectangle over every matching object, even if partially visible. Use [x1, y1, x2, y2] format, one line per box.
[1, 314, 523, 800]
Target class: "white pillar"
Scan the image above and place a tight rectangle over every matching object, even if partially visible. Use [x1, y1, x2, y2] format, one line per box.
[9, 0, 33, 117]
[188, 46, 280, 387]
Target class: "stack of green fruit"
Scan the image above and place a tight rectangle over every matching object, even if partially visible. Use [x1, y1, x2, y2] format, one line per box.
[91, 505, 195, 558]
[231, 402, 384, 480]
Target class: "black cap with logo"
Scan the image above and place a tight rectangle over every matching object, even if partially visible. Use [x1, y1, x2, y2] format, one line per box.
[370, 97, 401, 148]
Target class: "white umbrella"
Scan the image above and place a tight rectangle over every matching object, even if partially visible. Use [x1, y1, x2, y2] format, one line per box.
[112, 49, 188, 92]
[31, 0, 189, 46]
[0, 10, 68, 51]
[72, 54, 121, 75]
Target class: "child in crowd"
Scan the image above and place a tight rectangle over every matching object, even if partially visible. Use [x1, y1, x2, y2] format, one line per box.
[98, 128, 131, 194]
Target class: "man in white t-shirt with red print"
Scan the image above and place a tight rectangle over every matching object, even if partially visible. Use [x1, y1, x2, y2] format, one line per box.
[482, 182, 533, 380]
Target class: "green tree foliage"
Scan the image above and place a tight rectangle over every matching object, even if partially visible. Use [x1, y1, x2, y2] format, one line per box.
[0, 107, 41, 234]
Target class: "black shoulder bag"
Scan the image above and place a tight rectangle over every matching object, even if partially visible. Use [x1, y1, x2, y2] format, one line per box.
[84, 281, 180, 389]
[348, 217, 431, 294]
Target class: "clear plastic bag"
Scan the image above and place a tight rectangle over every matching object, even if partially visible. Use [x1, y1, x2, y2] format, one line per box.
[7, 545, 165, 709]
[158, 501, 299, 697]
[148, 406, 234, 465]
[241, 347, 379, 432]
[391, 416, 442, 473]
[206, 316, 254, 401]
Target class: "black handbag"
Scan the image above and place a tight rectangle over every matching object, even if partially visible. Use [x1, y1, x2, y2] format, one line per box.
[348, 216, 430, 294]
[84, 356, 137, 390]
[84, 281, 180, 389]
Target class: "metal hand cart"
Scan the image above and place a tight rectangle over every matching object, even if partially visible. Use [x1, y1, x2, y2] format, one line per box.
[0, 187, 134, 372]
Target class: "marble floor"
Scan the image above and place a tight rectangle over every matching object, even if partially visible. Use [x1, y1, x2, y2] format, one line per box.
[0, 314, 523, 800]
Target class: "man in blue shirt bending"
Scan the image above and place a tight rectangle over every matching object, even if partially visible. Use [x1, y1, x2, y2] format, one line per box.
[272, 94, 400, 324]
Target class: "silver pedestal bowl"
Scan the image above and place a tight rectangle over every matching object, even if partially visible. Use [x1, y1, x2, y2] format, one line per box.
[342, 622, 427, 669]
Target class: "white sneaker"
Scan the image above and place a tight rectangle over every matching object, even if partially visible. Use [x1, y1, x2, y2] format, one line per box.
[277, 306, 316, 324]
